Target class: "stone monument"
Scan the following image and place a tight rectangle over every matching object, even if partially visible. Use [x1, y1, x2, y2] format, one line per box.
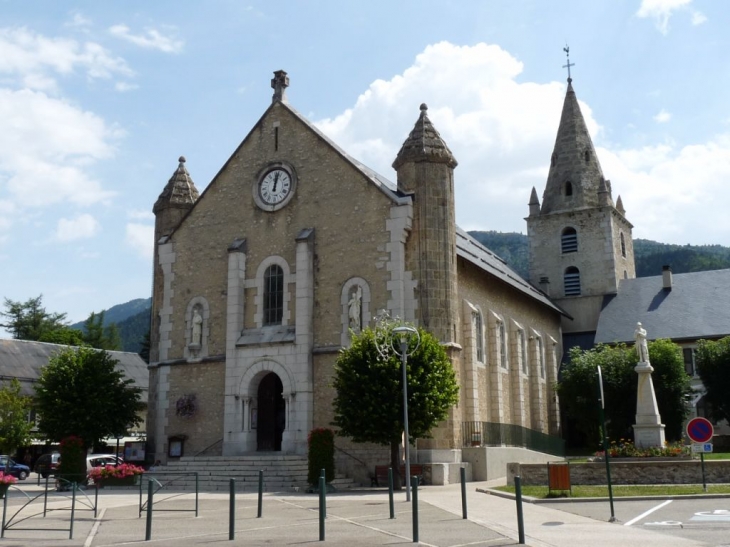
[632, 322, 666, 448]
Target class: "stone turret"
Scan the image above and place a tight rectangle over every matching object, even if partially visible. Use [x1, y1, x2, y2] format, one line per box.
[528, 187, 541, 217]
[393, 104, 458, 344]
[150, 156, 199, 363]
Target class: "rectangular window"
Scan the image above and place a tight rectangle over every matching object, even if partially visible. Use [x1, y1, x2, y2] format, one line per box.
[683, 348, 695, 376]
[499, 322, 507, 369]
[474, 312, 484, 363]
[537, 336, 545, 379]
[518, 330, 528, 375]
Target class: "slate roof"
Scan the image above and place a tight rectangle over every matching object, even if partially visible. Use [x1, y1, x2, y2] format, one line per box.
[0, 339, 149, 402]
[594, 269, 730, 344]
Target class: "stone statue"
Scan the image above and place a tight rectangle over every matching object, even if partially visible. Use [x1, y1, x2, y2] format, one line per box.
[348, 286, 362, 330]
[192, 308, 203, 346]
[634, 322, 649, 363]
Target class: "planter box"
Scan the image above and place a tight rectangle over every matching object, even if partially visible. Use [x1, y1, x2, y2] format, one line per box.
[98, 475, 141, 488]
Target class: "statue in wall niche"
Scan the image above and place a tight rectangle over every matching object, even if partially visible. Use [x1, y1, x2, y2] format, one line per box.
[348, 286, 362, 331]
[634, 322, 649, 363]
[192, 308, 203, 346]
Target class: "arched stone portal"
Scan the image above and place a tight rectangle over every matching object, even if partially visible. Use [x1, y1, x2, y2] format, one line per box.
[256, 372, 285, 451]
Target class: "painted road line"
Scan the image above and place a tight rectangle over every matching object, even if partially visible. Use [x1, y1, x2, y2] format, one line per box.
[624, 499, 673, 527]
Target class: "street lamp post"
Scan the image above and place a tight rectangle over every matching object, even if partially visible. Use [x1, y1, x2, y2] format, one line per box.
[392, 325, 418, 502]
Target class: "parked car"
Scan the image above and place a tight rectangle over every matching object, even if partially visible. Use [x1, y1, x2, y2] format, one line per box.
[0, 455, 30, 480]
[34, 452, 61, 478]
[87, 454, 123, 472]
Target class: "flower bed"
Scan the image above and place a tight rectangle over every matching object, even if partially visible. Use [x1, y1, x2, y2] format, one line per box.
[0, 473, 17, 498]
[89, 463, 144, 487]
[594, 439, 688, 459]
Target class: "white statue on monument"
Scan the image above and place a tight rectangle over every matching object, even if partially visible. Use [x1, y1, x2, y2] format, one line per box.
[632, 321, 665, 448]
[634, 322, 649, 363]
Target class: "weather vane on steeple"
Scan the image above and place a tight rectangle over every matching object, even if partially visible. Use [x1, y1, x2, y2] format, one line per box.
[563, 45, 574, 83]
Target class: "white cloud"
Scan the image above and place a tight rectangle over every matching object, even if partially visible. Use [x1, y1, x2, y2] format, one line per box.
[636, 0, 694, 35]
[65, 12, 92, 30]
[55, 214, 100, 241]
[0, 88, 118, 207]
[109, 24, 183, 54]
[315, 40, 730, 246]
[125, 223, 153, 259]
[127, 209, 154, 221]
[653, 109, 672, 123]
[0, 26, 134, 91]
[691, 11, 707, 25]
[115, 81, 139, 92]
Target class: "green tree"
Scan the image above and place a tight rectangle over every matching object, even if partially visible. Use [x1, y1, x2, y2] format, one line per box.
[332, 326, 459, 489]
[0, 295, 68, 340]
[34, 347, 144, 450]
[557, 340, 692, 447]
[82, 311, 121, 351]
[695, 337, 730, 423]
[38, 327, 86, 346]
[0, 379, 33, 455]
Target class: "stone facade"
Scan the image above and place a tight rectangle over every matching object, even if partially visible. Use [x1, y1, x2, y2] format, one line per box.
[147, 72, 565, 480]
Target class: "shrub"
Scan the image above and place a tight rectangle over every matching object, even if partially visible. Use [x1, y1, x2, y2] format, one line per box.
[307, 428, 335, 486]
[58, 435, 86, 483]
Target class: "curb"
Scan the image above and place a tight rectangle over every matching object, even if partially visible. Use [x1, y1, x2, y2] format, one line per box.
[477, 487, 730, 503]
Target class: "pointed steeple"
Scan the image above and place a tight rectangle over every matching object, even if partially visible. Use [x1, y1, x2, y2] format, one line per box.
[528, 186, 540, 216]
[154, 156, 200, 214]
[392, 104, 457, 171]
[616, 195, 625, 215]
[540, 81, 605, 213]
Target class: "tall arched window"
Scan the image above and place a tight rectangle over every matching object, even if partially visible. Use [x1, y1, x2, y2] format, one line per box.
[620, 232, 626, 257]
[474, 311, 484, 363]
[561, 227, 578, 253]
[263, 265, 284, 325]
[564, 181, 573, 196]
[564, 267, 581, 296]
[499, 321, 507, 369]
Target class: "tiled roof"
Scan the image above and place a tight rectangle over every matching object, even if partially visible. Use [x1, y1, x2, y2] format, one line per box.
[595, 269, 730, 343]
[0, 339, 148, 402]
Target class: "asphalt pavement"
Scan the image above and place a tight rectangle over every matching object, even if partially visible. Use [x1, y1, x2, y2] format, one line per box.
[0, 475, 724, 546]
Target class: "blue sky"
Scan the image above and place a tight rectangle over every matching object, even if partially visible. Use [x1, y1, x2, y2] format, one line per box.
[1, 0, 728, 330]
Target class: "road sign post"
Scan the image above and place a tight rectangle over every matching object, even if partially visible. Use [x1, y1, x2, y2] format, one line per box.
[687, 417, 714, 492]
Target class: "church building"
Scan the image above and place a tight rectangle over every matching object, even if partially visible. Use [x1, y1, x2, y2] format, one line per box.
[147, 70, 569, 483]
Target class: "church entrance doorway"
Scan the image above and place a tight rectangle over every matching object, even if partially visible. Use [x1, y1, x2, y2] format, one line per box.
[257, 372, 285, 451]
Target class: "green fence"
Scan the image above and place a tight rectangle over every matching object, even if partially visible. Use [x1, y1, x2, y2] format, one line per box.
[462, 421, 565, 457]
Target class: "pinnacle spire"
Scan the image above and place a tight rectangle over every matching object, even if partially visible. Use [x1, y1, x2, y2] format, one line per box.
[539, 81, 605, 214]
[392, 103, 457, 170]
[153, 156, 200, 214]
[528, 187, 540, 216]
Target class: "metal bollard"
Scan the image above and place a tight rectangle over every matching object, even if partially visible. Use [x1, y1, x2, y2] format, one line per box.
[388, 467, 395, 519]
[1, 485, 7, 538]
[229, 478, 235, 540]
[460, 466, 467, 519]
[321, 468, 326, 519]
[515, 476, 525, 545]
[69, 483, 77, 539]
[319, 476, 326, 541]
[411, 476, 419, 543]
[145, 478, 154, 541]
[257, 470, 263, 518]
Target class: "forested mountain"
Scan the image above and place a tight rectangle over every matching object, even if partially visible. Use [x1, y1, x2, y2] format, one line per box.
[467, 231, 730, 280]
[70, 298, 151, 353]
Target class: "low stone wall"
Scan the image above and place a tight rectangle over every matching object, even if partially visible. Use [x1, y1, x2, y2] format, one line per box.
[507, 459, 730, 486]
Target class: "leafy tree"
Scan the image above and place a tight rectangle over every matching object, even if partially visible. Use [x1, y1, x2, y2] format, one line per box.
[82, 311, 121, 351]
[557, 340, 692, 448]
[39, 327, 86, 346]
[0, 295, 68, 340]
[34, 347, 144, 450]
[332, 326, 459, 489]
[695, 337, 730, 423]
[0, 379, 33, 454]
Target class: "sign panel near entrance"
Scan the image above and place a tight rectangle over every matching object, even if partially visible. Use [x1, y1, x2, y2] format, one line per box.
[686, 417, 713, 443]
[691, 443, 713, 453]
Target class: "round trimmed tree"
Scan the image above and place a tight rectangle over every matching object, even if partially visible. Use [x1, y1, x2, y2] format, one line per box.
[332, 326, 459, 489]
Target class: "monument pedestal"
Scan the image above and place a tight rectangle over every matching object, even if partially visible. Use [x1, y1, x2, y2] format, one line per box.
[633, 362, 666, 448]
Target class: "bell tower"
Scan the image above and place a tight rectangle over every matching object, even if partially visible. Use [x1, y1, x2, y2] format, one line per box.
[526, 79, 635, 334]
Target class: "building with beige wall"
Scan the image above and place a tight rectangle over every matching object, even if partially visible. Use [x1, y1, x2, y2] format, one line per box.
[147, 71, 566, 479]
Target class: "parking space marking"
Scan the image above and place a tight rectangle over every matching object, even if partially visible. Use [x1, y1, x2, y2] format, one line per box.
[624, 499, 673, 527]
[691, 510, 730, 522]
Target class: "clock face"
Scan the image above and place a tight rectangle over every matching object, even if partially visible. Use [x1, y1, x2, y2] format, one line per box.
[259, 169, 292, 206]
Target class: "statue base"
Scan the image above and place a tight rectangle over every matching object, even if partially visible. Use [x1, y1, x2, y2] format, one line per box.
[633, 423, 666, 449]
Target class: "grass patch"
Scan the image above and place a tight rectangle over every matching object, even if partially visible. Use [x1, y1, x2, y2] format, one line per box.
[701, 452, 730, 460]
[495, 484, 730, 498]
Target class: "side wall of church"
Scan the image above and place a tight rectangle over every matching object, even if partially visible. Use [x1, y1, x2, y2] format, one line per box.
[457, 258, 562, 436]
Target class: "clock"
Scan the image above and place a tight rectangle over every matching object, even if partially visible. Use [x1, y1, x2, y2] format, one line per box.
[253, 163, 297, 211]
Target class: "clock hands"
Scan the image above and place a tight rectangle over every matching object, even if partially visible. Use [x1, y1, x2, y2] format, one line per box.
[272, 171, 279, 192]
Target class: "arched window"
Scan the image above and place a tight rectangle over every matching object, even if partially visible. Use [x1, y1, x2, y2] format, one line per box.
[263, 265, 284, 325]
[584, 150, 590, 162]
[499, 321, 507, 369]
[564, 181, 573, 196]
[564, 267, 581, 296]
[551, 153, 557, 167]
[474, 311, 484, 363]
[561, 227, 578, 253]
[620, 232, 626, 257]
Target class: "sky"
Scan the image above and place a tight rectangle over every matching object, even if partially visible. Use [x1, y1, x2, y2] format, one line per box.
[1, 0, 729, 331]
